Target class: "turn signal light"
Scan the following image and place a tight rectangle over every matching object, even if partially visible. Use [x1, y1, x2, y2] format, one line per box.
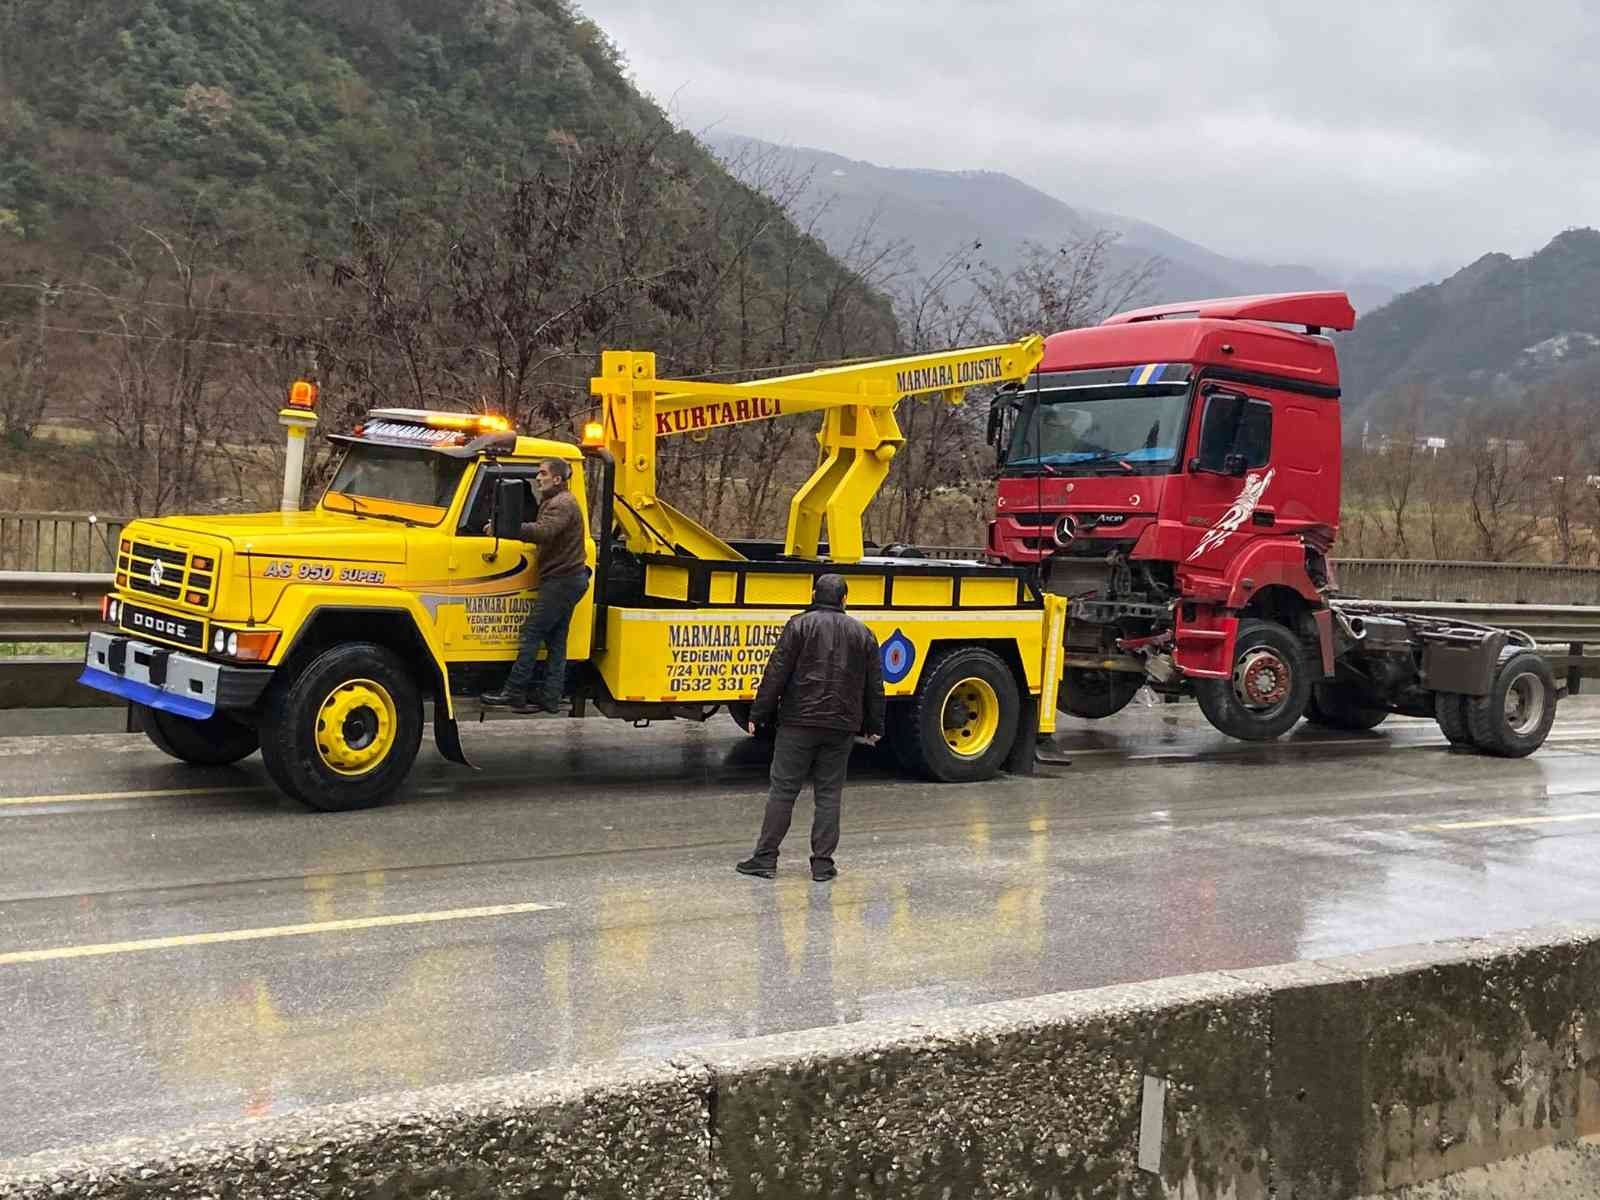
[211, 629, 280, 662]
[193, 556, 213, 571]
[288, 379, 319, 409]
[232, 631, 280, 661]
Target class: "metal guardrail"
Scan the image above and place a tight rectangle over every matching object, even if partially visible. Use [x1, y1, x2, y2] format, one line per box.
[1333, 559, 1600, 605]
[7, 563, 1600, 708]
[0, 512, 129, 573]
[0, 571, 109, 642]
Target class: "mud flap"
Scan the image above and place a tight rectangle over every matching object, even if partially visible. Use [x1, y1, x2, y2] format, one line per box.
[434, 711, 477, 769]
[1005, 693, 1039, 775]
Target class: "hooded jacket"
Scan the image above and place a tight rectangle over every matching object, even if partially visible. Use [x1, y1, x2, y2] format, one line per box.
[750, 602, 886, 735]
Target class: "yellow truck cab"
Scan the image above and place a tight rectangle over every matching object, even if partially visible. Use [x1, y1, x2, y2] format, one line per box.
[82, 340, 1069, 811]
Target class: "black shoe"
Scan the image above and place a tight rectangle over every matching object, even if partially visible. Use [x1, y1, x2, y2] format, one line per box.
[811, 864, 838, 882]
[480, 689, 525, 708]
[532, 699, 562, 715]
[736, 858, 776, 879]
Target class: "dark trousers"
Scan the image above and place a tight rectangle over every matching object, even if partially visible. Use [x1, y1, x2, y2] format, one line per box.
[504, 569, 591, 704]
[751, 725, 855, 870]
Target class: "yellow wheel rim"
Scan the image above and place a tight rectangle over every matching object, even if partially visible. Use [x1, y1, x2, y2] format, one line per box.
[942, 676, 1000, 758]
[315, 678, 397, 777]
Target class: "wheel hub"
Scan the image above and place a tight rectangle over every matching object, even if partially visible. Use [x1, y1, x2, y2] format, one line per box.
[1503, 671, 1545, 737]
[316, 680, 397, 775]
[1234, 648, 1290, 710]
[942, 677, 1001, 759]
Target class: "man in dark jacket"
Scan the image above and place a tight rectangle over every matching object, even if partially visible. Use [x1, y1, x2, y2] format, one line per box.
[737, 574, 885, 882]
[481, 458, 591, 714]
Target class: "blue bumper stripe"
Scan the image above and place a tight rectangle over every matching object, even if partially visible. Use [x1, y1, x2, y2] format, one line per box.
[77, 666, 215, 721]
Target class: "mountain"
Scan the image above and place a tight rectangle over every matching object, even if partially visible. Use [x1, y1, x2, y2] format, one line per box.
[703, 133, 1409, 316]
[0, 0, 900, 514]
[1335, 228, 1600, 431]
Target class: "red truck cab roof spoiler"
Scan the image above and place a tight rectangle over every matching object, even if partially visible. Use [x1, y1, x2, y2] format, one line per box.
[1101, 291, 1356, 334]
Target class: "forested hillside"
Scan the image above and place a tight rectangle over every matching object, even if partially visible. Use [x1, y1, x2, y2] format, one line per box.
[1338, 228, 1600, 433]
[0, 0, 899, 526]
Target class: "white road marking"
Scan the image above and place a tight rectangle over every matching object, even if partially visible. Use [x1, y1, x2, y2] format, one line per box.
[0, 901, 566, 966]
[1413, 813, 1600, 833]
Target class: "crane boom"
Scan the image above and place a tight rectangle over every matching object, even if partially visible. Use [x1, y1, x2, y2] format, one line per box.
[589, 336, 1044, 563]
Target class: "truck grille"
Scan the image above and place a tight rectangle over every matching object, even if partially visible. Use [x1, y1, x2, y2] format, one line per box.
[118, 538, 217, 610]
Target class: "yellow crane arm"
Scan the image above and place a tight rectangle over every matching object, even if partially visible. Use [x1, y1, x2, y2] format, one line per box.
[589, 336, 1043, 563]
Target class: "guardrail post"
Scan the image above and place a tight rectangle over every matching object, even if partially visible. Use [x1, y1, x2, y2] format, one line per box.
[1569, 642, 1583, 696]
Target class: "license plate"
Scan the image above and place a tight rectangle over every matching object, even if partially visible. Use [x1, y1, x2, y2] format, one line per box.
[119, 602, 207, 650]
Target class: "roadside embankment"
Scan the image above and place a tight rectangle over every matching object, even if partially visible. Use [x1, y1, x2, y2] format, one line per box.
[5, 923, 1600, 1198]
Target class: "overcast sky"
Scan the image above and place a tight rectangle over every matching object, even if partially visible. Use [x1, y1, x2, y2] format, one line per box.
[575, 0, 1600, 278]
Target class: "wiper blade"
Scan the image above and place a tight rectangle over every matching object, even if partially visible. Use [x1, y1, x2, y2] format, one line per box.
[328, 494, 418, 527]
[1068, 452, 1137, 474]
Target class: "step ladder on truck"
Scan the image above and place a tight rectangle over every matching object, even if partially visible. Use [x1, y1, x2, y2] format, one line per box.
[79, 338, 1070, 810]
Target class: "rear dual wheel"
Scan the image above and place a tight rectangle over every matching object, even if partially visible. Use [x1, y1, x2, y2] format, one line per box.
[1305, 679, 1389, 732]
[1454, 649, 1557, 758]
[889, 646, 1021, 782]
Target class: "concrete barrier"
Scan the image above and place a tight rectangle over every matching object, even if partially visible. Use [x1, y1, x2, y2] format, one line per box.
[0, 658, 115, 709]
[5, 924, 1600, 1199]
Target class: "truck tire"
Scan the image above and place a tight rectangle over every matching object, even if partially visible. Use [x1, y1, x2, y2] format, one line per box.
[1058, 667, 1143, 719]
[903, 647, 1020, 782]
[883, 703, 924, 774]
[258, 642, 424, 812]
[1194, 618, 1311, 741]
[135, 703, 260, 766]
[1305, 680, 1389, 731]
[1465, 649, 1557, 758]
[1433, 692, 1475, 747]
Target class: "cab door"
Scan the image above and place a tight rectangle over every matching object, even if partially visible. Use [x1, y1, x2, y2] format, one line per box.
[1181, 386, 1277, 573]
[437, 464, 541, 657]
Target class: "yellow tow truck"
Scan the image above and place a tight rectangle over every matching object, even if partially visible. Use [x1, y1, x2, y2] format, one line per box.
[80, 339, 1067, 811]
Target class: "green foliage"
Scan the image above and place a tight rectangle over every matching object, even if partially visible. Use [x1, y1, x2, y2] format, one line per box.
[1, 0, 769, 247]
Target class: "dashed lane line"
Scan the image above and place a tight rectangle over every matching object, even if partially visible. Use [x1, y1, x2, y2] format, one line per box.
[1413, 812, 1600, 832]
[0, 900, 566, 966]
[0, 786, 270, 807]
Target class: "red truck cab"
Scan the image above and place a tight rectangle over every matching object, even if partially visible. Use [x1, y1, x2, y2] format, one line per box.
[987, 292, 1358, 730]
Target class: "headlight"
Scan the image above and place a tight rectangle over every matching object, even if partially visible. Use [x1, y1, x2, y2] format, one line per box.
[227, 632, 239, 657]
[108, 600, 120, 622]
[213, 629, 226, 653]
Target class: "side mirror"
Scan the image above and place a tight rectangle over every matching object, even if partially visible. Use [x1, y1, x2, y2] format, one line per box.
[987, 396, 1016, 467]
[492, 478, 525, 540]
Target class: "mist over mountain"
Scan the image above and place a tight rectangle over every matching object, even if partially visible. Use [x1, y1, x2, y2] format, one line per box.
[703, 133, 1420, 317]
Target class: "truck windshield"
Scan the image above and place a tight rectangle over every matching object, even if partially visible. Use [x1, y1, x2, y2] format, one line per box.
[1006, 383, 1190, 476]
[324, 444, 469, 525]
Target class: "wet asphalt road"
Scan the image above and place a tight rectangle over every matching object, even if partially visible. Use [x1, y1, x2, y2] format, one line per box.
[5, 697, 1600, 1160]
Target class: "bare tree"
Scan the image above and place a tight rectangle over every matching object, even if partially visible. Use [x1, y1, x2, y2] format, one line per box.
[1460, 413, 1541, 561]
[0, 280, 58, 444]
[85, 222, 239, 514]
[975, 233, 1161, 339]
